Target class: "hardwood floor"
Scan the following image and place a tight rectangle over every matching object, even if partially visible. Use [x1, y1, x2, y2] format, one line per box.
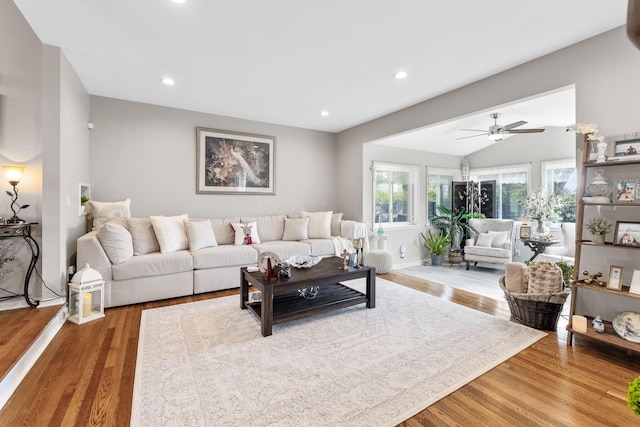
[1, 272, 639, 426]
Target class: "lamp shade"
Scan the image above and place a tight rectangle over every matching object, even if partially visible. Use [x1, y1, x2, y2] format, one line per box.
[3, 165, 24, 185]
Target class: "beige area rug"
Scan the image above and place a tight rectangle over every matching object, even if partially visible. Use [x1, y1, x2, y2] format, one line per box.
[131, 278, 546, 426]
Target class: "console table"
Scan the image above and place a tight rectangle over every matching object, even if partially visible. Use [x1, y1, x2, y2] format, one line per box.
[520, 238, 559, 262]
[0, 223, 40, 307]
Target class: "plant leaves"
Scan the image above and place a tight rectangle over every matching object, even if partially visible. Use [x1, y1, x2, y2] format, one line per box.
[5, 191, 13, 197]
[20, 204, 30, 209]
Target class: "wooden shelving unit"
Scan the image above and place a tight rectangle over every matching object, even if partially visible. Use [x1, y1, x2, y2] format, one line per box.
[567, 137, 640, 353]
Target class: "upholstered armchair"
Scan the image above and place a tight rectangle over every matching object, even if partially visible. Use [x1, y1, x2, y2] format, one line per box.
[536, 222, 576, 265]
[464, 218, 515, 270]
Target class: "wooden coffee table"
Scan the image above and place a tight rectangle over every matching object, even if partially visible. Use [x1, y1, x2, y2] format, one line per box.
[240, 256, 375, 336]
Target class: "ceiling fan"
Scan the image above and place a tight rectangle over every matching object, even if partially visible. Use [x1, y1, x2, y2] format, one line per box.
[457, 113, 545, 141]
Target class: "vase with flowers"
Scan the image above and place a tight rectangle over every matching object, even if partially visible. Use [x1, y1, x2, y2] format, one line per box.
[575, 123, 604, 163]
[521, 188, 564, 239]
[585, 216, 612, 245]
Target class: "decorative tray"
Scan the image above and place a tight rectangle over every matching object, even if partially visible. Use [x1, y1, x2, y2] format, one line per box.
[612, 311, 640, 343]
[286, 255, 321, 269]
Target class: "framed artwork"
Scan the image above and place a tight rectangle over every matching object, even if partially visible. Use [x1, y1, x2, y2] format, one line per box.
[614, 139, 640, 157]
[520, 225, 531, 239]
[196, 127, 275, 195]
[613, 221, 640, 247]
[629, 270, 640, 295]
[607, 265, 624, 291]
[614, 179, 637, 204]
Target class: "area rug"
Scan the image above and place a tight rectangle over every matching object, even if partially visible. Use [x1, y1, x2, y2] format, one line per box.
[131, 278, 545, 426]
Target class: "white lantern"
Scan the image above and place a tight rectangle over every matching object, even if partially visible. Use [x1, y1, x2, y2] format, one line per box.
[68, 263, 105, 324]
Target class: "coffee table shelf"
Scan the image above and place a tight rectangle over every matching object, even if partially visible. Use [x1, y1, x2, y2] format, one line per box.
[246, 283, 367, 325]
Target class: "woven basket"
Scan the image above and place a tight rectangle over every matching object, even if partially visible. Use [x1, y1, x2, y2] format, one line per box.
[499, 276, 567, 331]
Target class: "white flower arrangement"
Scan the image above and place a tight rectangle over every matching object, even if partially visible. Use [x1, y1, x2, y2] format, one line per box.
[521, 188, 564, 222]
[575, 123, 599, 135]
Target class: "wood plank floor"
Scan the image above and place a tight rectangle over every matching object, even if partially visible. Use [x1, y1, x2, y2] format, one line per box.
[1, 272, 639, 426]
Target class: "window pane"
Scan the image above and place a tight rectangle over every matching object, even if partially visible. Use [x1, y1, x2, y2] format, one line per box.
[546, 167, 576, 222]
[427, 174, 453, 220]
[392, 171, 409, 222]
[472, 168, 528, 219]
[374, 170, 390, 224]
[374, 168, 413, 225]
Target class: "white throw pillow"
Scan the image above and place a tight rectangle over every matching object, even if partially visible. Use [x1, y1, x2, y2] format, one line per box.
[231, 221, 261, 245]
[87, 198, 131, 229]
[475, 232, 494, 248]
[301, 210, 332, 239]
[97, 223, 133, 264]
[282, 217, 309, 241]
[489, 231, 510, 248]
[184, 219, 218, 250]
[150, 214, 189, 253]
[127, 217, 160, 255]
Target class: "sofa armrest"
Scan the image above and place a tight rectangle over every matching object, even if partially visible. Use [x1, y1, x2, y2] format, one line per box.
[77, 231, 113, 281]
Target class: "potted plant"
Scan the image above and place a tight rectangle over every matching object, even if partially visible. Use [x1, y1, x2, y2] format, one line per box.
[429, 205, 484, 251]
[629, 376, 640, 415]
[420, 229, 451, 266]
[585, 216, 612, 245]
[555, 259, 574, 289]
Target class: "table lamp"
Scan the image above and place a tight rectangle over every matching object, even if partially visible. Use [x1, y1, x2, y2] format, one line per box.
[3, 165, 29, 224]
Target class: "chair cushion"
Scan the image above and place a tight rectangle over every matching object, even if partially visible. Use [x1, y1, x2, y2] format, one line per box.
[475, 233, 494, 247]
[489, 230, 510, 248]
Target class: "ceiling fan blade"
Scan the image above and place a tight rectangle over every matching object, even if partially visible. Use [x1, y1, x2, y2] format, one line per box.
[460, 128, 487, 132]
[501, 120, 528, 131]
[455, 133, 488, 140]
[504, 128, 545, 134]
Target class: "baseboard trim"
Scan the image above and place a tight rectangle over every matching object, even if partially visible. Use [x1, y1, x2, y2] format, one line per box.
[0, 304, 67, 410]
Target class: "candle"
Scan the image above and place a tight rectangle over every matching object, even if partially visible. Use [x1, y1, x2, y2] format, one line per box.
[83, 293, 92, 318]
[572, 315, 588, 333]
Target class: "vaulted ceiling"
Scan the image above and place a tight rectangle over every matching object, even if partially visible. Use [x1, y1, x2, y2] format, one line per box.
[14, 1, 627, 135]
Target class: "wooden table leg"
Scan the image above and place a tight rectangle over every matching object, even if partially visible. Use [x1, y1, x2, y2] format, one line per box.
[366, 267, 376, 308]
[240, 269, 248, 310]
[261, 285, 273, 337]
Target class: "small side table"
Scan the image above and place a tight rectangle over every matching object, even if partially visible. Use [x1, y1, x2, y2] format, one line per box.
[0, 222, 39, 307]
[520, 238, 560, 262]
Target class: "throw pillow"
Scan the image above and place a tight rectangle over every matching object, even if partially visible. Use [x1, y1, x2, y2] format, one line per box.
[301, 210, 332, 239]
[127, 217, 160, 255]
[96, 223, 133, 264]
[475, 232, 494, 247]
[504, 262, 528, 293]
[231, 221, 261, 245]
[528, 261, 563, 294]
[331, 212, 343, 236]
[282, 217, 310, 241]
[150, 214, 189, 253]
[184, 219, 218, 250]
[86, 198, 131, 230]
[489, 231, 510, 248]
[210, 217, 239, 245]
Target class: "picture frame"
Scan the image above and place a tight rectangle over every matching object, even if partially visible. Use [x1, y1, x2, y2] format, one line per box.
[196, 127, 276, 195]
[607, 265, 624, 291]
[614, 179, 637, 204]
[629, 270, 640, 295]
[614, 139, 640, 157]
[613, 221, 640, 247]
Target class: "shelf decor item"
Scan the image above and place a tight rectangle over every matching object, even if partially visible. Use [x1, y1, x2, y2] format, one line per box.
[613, 312, 640, 343]
[584, 169, 613, 203]
[575, 123, 601, 163]
[585, 216, 612, 245]
[614, 179, 638, 204]
[606, 265, 624, 291]
[613, 221, 640, 247]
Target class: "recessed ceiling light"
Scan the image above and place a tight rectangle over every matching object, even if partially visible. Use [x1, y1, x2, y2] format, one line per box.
[320, 111, 329, 116]
[161, 77, 175, 85]
[171, 0, 186, 4]
[394, 71, 408, 80]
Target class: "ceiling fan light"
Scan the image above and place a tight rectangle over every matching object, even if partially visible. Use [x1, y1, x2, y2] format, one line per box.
[488, 132, 502, 141]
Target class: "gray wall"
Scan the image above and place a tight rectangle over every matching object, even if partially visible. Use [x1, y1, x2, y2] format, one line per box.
[336, 26, 640, 275]
[88, 97, 338, 220]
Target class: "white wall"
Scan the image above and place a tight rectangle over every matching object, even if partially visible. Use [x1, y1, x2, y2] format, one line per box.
[88, 97, 338, 220]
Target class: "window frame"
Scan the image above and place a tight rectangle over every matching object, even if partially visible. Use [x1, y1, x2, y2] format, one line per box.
[469, 163, 531, 220]
[371, 161, 421, 229]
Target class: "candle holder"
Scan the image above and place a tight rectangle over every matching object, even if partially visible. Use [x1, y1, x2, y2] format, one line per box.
[68, 263, 105, 324]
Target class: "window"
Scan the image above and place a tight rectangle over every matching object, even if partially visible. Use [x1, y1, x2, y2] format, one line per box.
[372, 162, 420, 226]
[541, 159, 576, 223]
[427, 167, 459, 220]
[470, 163, 530, 220]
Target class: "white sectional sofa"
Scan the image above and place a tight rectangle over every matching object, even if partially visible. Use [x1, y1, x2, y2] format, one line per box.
[77, 210, 365, 308]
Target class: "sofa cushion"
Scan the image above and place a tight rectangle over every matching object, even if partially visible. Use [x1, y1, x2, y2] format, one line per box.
[282, 217, 309, 241]
[112, 250, 193, 281]
[302, 210, 332, 239]
[184, 219, 218, 250]
[127, 217, 160, 255]
[301, 239, 335, 257]
[87, 198, 131, 230]
[97, 223, 133, 264]
[242, 215, 285, 242]
[191, 245, 258, 269]
[151, 214, 189, 253]
[211, 217, 239, 245]
[231, 221, 262, 245]
[251, 241, 311, 260]
[331, 212, 343, 236]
